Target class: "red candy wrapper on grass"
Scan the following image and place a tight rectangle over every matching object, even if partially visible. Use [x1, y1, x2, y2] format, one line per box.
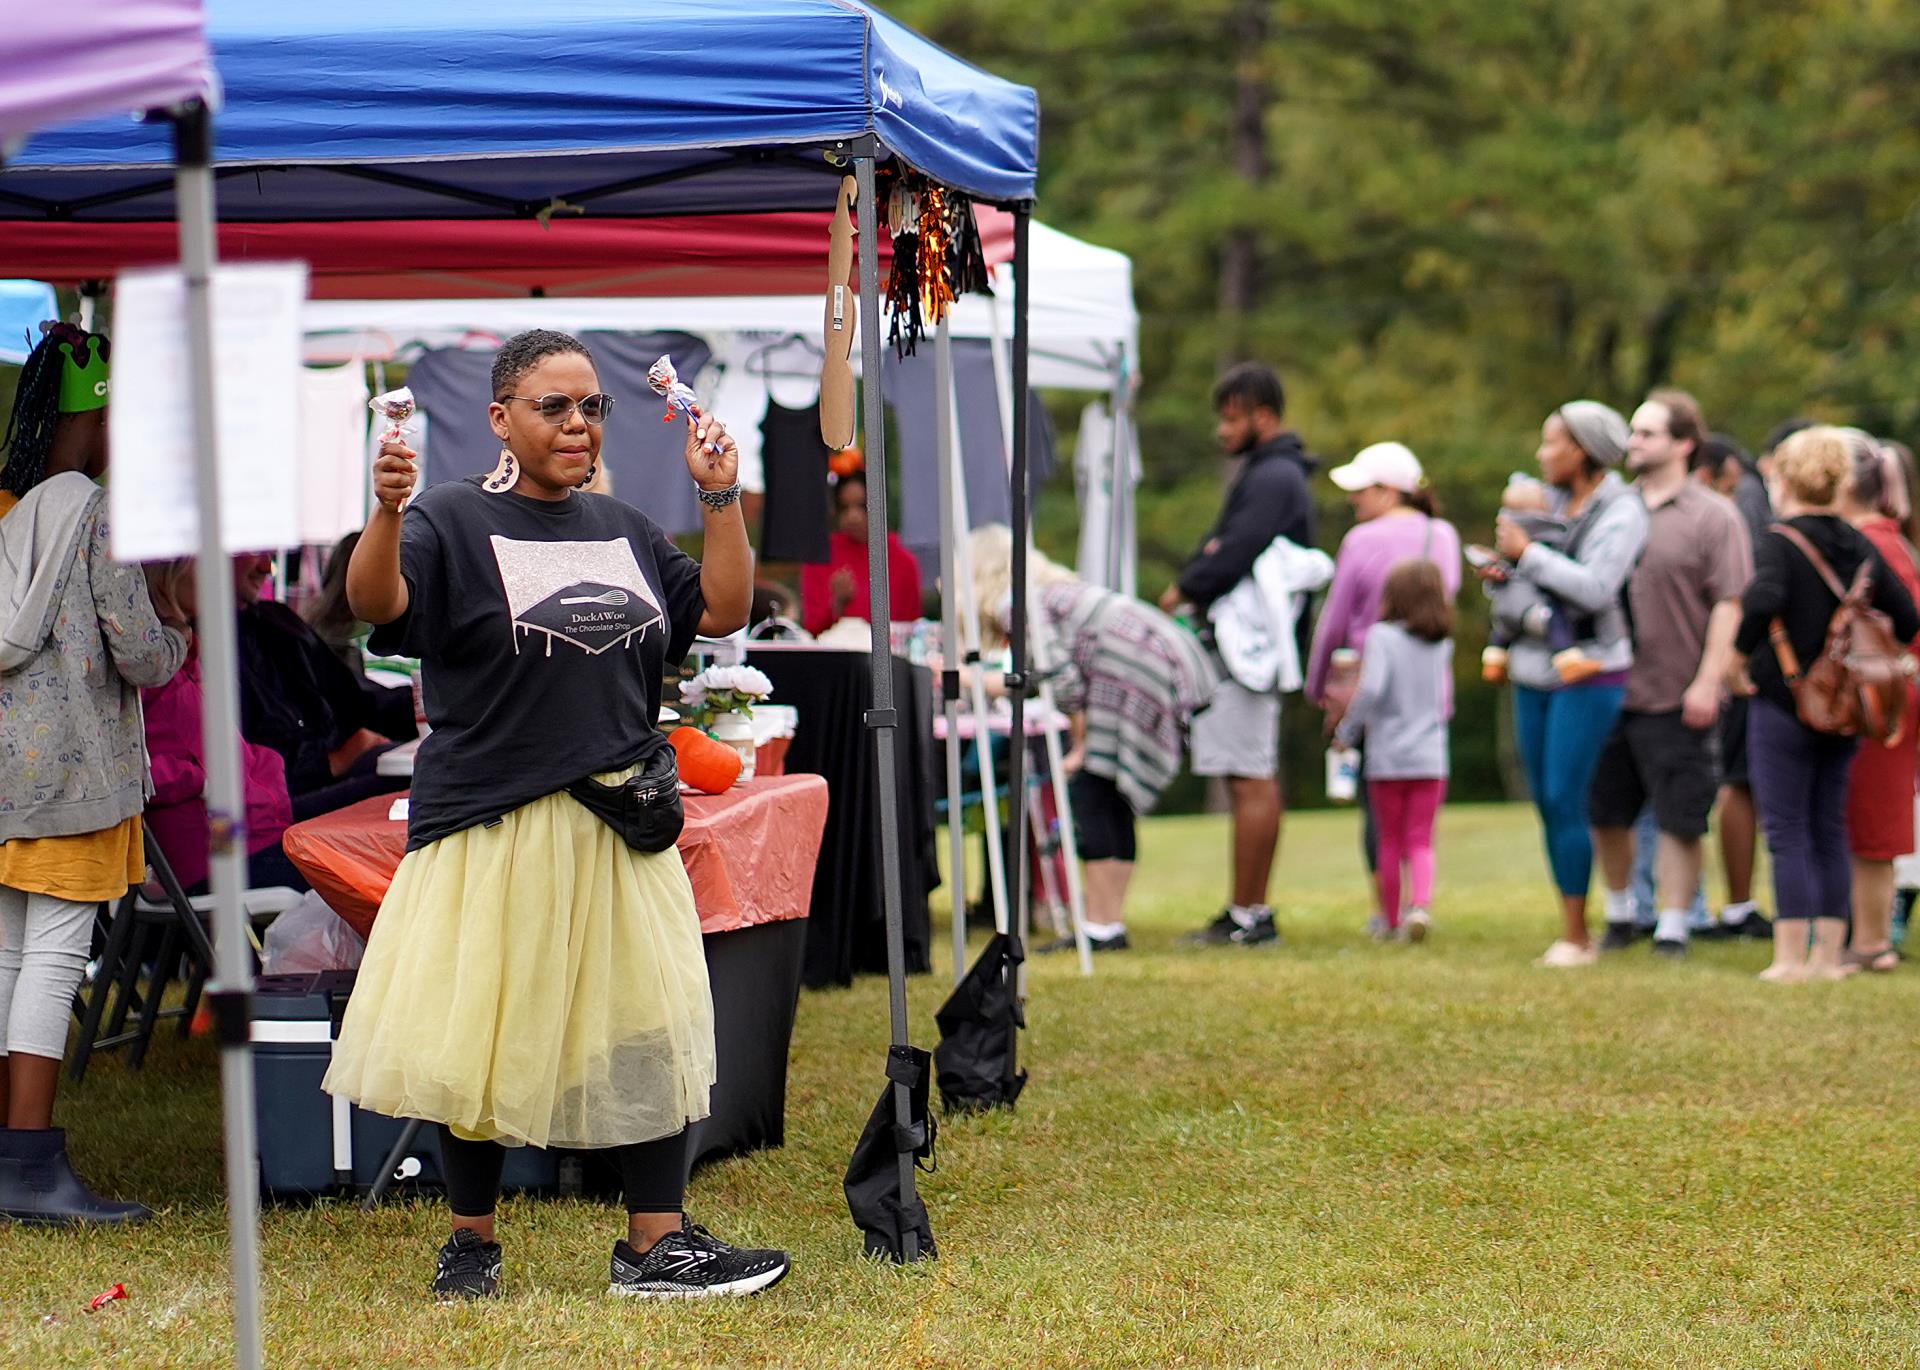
[87, 1284, 128, 1311]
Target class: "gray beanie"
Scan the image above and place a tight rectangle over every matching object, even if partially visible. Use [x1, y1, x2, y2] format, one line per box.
[1556, 400, 1630, 467]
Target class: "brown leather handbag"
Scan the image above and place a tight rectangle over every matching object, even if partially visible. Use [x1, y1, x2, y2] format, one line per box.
[1768, 524, 1916, 744]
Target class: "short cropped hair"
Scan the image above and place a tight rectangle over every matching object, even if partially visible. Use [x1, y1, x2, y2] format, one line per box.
[1646, 387, 1706, 461]
[491, 329, 594, 400]
[1211, 363, 1285, 419]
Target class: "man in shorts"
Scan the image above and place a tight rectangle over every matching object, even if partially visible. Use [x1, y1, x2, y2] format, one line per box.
[1589, 390, 1753, 956]
[1160, 363, 1316, 946]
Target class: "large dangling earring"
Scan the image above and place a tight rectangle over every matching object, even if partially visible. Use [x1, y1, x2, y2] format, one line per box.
[579, 459, 599, 490]
[483, 446, 516, 493]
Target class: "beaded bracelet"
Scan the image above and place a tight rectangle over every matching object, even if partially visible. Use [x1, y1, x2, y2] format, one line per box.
[696, 481, 743, 510]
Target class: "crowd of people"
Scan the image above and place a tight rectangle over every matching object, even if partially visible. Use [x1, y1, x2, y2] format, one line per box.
[1073, 361, 1920, 986]
[3, 314, 1915, 1284]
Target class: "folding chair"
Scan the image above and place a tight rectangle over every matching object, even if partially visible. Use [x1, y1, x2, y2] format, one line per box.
[68, 822, 302, 1082]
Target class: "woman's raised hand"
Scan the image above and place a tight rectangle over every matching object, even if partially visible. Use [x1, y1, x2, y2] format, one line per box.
[372, 439, 416, 514]
[685, 415, 739, 492]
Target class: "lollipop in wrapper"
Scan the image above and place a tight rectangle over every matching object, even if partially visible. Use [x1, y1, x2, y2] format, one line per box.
[370, 386, 416, 445]
[370, 387, 421, 504]
[646, 356, 701, 425]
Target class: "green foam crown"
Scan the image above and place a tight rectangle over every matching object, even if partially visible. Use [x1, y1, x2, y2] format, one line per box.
[57, 335, 110, 414]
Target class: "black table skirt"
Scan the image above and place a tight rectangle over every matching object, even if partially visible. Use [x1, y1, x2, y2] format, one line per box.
[684, 918, 807, 1171]
[747, 649, 937, 988]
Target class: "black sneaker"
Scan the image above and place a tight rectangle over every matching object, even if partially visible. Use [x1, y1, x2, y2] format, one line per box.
[1651, 936, 1688, 957]
[1599, 922, 1643, 952]
[609, 1217, 790, 1299]
[1179, 910, 1241, 946]
[1738, 911, 1775, 940]
[432, 1227, 502, 1301]
[1231, 910, 1278, 946]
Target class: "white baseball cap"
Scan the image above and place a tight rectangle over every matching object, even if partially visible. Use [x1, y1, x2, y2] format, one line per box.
[1330, 441, 1424, 494]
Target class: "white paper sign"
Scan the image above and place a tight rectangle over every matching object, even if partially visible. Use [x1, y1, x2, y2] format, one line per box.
[109, 262, 307, 561]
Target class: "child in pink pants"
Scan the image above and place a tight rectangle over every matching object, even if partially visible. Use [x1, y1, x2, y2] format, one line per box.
[1334, 561, 1454, 941]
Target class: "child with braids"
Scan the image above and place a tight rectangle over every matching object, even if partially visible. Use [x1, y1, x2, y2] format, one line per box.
[0, 324, 188, 1225]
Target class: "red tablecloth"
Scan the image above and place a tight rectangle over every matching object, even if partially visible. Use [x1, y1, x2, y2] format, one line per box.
[282, 775, 829, 941]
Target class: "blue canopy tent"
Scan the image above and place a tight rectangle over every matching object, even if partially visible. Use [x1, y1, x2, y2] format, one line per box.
[2, 0, 1040, 1276]
[0, 0, 1035, 217]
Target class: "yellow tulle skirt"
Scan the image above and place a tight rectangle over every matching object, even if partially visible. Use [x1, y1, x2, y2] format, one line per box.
[323, 773, 715, 1149]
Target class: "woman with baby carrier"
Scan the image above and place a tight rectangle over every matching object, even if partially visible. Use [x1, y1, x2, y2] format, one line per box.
[1475, 402, 1648, 968]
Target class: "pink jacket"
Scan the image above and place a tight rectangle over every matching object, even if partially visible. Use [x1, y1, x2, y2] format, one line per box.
[142, 646, 294, 890]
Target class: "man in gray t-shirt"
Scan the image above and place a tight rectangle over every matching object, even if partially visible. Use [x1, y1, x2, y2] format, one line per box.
[1588, 390, 1753, 956]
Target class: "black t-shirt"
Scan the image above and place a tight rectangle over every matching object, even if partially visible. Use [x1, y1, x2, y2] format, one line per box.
[370, 477, 706, 849]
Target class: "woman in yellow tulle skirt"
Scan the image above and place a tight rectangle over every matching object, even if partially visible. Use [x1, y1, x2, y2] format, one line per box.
[324, 771, 715, 1150]
[324, 331, 790, 1301]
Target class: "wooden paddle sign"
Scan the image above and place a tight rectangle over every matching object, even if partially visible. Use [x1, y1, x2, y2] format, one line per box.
[820, 174, 858, 451]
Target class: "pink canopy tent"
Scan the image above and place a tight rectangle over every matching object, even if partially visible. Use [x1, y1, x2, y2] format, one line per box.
[0, 210, 1016, 298]
[0, 2, 211, 148]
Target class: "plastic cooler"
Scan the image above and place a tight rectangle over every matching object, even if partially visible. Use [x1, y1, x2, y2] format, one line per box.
[250, 971, 557, 1198]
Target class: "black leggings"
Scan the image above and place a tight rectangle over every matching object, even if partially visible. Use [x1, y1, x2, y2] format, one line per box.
[439, 1125, 688, 1218]
[1069, 771, 1138, 863]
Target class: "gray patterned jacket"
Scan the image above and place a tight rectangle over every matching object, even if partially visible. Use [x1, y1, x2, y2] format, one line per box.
[0, 473, 188, 843]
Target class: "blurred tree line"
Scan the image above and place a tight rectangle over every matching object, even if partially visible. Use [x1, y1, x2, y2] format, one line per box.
[893, 0, 1920, 805]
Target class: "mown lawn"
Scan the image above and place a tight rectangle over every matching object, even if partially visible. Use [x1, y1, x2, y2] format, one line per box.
[4, 802, 1917, 1367]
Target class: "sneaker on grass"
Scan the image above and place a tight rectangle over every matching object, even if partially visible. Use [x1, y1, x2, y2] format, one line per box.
[432, 1227, 502, 1302]
[1179, 910, 1241, 946]
[1598, 922, 1643, 952]
[1400, 908, 1431, 943]
[1736, 910, 1775, 940]
[609, 1217, 790, 1299]
[1535, 939, 1598, 969]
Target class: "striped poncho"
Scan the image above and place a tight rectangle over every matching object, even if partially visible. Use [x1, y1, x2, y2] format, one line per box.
[1031, 580, 1219, 815]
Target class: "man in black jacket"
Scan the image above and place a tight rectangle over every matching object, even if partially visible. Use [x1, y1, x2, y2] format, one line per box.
[1160, 363, 1317, 946]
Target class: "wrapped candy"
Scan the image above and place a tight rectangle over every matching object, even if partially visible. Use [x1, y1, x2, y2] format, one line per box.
[646, 356, 701, 424]
[369, 387, 416, 445]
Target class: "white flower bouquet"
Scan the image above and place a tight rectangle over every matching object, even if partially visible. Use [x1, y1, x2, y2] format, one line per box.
[679, 664, 774, 729]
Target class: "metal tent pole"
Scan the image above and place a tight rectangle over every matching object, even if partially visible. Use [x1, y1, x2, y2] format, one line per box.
[1006, 209, 1035, 992]
[937, 329, 1012, 949]
[853, 149, 922, 1259]
[989, 270, 1092, 978]
[172, 99, 264, 1370]
[1109, 351, 1132, 595]
[934, 318, 969, 985]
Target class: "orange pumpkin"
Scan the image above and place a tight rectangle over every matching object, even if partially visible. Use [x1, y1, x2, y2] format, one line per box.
[669, 725, 741, 793]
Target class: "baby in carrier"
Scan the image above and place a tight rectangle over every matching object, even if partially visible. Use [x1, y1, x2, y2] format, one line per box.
[1475, 474, 1605, 686]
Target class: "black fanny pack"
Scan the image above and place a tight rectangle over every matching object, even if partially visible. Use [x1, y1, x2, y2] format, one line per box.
[566, 747, 684, 854]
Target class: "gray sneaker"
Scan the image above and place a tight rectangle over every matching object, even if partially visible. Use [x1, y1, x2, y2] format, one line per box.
[609, 1217, 790, 1299]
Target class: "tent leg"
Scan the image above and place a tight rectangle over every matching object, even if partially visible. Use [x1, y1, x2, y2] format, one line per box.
[1108, 352, 1131, 595]
[934, 319, 969, 986]
[173, 99, 264, 1370]
[935, 325, 1011, 953]
[852, 150, 926, 1262]
[990, 261, 1092, 979]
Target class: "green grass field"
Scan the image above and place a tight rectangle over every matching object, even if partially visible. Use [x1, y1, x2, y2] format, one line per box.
[4, 803, 1917, 1367]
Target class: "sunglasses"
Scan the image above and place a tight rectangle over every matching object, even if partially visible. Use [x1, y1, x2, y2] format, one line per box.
[500, 392, 616, 426]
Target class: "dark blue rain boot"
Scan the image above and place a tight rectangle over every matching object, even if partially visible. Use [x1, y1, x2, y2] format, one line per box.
[0, 1127, 152, 1226]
